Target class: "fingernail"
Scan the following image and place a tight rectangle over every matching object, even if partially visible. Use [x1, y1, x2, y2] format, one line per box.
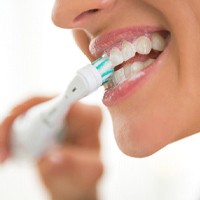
[45, 150, 64, 173]
[47, 149, 63, 165]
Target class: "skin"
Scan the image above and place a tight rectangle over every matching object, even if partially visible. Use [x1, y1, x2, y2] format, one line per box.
[0, 98, 103, 200]
[53, 0, 200, 157]
[1, 0, 200, 199]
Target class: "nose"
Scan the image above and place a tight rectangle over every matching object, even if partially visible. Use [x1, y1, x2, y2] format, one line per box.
[52, 0, 116, 29]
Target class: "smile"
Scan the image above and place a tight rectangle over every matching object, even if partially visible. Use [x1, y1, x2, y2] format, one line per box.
[89, 27, 170, 106]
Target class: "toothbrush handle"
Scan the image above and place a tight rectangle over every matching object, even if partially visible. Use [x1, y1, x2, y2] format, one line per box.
[11, 62, 105, 160]
[10, 69, 95, 160]
[11, 96, 70, 160]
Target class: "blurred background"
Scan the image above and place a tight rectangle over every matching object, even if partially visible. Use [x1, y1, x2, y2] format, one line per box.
[1, 0, 200, 199]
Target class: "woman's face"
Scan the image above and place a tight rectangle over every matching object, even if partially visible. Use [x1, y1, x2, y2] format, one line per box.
[52, 0, 200, 157]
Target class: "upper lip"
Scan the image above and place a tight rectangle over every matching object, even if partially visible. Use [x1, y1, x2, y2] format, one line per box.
[89, 26, 165, 58]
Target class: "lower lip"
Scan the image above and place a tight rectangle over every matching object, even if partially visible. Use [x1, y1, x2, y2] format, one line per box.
[102, 45, 169, 107]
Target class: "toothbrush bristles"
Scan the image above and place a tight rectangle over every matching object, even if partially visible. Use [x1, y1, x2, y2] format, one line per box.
[92, 57, 114, 85]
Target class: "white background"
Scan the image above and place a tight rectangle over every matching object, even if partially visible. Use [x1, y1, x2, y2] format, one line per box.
[1, 0, 200, 199]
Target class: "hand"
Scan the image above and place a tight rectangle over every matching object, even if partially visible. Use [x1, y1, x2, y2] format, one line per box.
[0, 97, 103, 200]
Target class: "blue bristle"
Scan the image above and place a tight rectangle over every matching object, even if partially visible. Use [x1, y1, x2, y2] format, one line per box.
[101, 69, 114, 78]
[91, 57, 102, 65]
[96, 59, 109, 70]
[92, 56, 114, 85]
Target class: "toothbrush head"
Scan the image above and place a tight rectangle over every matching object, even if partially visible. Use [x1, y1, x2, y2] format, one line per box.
[66, 56, 114, 102]
[91, 56, 114, 84]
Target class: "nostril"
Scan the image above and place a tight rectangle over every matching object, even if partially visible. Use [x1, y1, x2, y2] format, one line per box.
[74, 9, 100, 22]
[87, 9, 99, 14]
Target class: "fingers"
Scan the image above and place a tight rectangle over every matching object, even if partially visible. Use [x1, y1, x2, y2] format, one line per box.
[0, 97, 102, 165]
[38, 146, 103, 200]
[38, 103, 103, 200]
[66, 102, 102, 149]
[10, 97, 51, 116]
[0, 115, 14, 162]
[0, 97, 51, 163]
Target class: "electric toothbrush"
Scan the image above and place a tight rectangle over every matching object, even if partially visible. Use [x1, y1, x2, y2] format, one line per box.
[11, 56, 114, 159]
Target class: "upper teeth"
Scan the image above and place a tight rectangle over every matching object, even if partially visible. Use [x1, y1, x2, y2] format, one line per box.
[109, 47, 124, 67]
[108, 33, 166, 67]
[135, 36, 152, 55]
[151, 33, 166, 51]
[121, 40, 136, 61]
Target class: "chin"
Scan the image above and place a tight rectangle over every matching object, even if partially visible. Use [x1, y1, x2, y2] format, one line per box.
[114, 128, 170, 158]
[112, 114, 177, 158]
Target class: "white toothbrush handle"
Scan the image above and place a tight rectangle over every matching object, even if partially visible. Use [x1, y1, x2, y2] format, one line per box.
[11, 95, 70, 159]
[11, 63, 104, 160]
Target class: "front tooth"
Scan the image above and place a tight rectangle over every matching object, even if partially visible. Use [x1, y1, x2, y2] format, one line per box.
[109, 47, 123, 67]
[135, 36, 152, 55]
[121, 41, 136, 61]
[131, 62, 145, 73]
[113, 68, 126, 84]
[151, 33, 166, 51]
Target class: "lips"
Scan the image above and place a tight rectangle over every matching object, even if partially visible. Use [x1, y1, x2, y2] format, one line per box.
[89, 27, 170, 106]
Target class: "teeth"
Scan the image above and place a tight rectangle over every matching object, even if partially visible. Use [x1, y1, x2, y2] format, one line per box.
[121, 41, 136, 61]
[124, 64, 132, 79]
[109, 47, 123, 66]
[151, 33, 166, 51]
[144, 58, 155, 67]
[108, 33, 166, 67]
[112, 68, 126, 85]
[131, 61, 145, 73]
[104, 79, 115, 89]
[106, 32, 166, 87]
[108, 33, 166, 68]
[110, 58, 155, 86]
[135, 36, 152, 55]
